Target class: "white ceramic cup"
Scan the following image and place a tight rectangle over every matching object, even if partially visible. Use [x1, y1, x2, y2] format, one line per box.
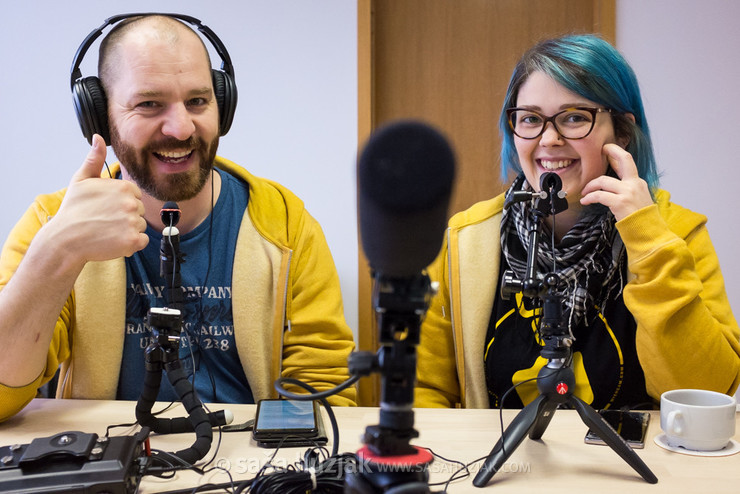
[660, 389, 736, 451]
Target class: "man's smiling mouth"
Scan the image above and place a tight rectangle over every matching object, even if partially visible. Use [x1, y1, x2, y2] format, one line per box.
[154, 150, 193, 164]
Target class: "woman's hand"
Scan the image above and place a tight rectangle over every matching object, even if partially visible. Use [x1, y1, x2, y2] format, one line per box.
[580, 143, 653, 221]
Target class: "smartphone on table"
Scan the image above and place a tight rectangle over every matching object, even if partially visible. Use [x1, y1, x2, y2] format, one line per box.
[584, 409, 650, 449]
[252, 399, 327, 448]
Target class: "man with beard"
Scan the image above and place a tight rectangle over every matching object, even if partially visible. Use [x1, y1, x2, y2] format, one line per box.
[0, 14, 356, 422]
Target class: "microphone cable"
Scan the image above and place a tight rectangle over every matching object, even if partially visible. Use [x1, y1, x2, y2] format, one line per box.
[273, 374, 360, 404]
[179, 168, 220, 404]
[151, 448, 358, 494]
[273, 378, 341, 458]
[162, 169, 220, 406]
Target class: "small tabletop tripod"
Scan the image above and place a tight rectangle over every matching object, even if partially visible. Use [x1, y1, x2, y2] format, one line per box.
[134, 203, 229, 466]
[473, 173, 657, 487]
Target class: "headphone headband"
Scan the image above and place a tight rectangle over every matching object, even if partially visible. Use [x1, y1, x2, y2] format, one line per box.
[70, 12, 235, 90]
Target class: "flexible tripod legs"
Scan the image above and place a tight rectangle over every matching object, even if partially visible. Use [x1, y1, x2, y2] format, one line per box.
[473, 363, 658, 487]
[134, 307, 224, 465]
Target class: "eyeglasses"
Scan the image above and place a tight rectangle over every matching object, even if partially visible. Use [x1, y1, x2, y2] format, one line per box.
[506, 107, 612, 140]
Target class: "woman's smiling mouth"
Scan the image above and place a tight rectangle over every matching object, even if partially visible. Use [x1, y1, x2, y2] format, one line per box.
[539, 158, 574, 170]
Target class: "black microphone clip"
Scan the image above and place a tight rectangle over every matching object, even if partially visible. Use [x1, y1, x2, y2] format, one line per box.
[504, 173, 568, 216]
[535, 172, 568, 216]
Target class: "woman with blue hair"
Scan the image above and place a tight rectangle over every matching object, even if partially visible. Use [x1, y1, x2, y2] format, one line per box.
[415, 34, 740, 410]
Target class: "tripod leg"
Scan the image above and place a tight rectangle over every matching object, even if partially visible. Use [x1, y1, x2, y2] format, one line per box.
[473, 394, 549, 488]
[528, 398, 558, 440]
[569, 397, 658, 484]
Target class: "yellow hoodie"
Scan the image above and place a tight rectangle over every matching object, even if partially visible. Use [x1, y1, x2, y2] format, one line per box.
[415, 189, 740, 408]
[0, 157, 356, 421]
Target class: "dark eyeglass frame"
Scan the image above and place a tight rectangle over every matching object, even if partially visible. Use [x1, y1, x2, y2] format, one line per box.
[506, 106, 612, 140]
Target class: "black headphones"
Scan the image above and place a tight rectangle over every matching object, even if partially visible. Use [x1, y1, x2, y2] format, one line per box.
[70, 13, 238, 145]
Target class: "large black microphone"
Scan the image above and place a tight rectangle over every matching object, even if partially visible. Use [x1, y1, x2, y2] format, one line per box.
[358, 120, 456, 277]
[347, 121, 456, 490]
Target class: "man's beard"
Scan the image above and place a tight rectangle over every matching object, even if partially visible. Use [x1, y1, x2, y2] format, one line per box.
[110, 121, 219, 202]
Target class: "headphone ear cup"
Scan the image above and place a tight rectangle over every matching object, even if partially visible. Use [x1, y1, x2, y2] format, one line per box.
[72, 76, 110, 145]
[212, 69, 237, 136]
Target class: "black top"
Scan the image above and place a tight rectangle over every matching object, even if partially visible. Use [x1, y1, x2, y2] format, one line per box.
[484, 256, 653, 410]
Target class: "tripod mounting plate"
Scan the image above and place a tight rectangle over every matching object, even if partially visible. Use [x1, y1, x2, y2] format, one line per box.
[0, 429, 149, 494]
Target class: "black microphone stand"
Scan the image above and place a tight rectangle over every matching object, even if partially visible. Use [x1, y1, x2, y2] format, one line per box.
[345, 272, 436, 494]
[473, 174, 658, 487]
[134, 204, 221, 466]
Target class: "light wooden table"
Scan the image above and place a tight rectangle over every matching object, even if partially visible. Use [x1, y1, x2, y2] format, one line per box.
[1, 399, 738, 493]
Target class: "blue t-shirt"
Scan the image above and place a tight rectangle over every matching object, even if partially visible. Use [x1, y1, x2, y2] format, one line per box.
[118, 170, 254, 404]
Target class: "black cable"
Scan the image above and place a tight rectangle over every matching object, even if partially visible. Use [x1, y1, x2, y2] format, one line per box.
[273, 378, 341, 458]
[420, 446, 474, 490]
[203, 169, 216, 400]
[437, 453, 488, 492]
[146, 447, 237, 493]
[549, 182, 558, 273]
[143, 169, 225, 474]
[497, 365, 560, 459]
[179, 169, 218, 405]
[180, 168, 219, 404]
[274, 374, 360, 402]
[152, 450, 358, 494]
[166, 210, 178, 298]
[242, 451, 357, 494]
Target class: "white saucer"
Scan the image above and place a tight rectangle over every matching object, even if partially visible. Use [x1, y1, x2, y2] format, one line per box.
[653, 433, 740, 457]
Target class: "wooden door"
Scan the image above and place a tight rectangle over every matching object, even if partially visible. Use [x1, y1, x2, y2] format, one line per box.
[357, 0, 616, 406]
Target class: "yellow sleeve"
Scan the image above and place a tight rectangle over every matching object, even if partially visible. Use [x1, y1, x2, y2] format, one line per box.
[619, 204, 740, 400]
[414, 239, 462, 408]
[279, 212, 357, 407]
[0, 195, 73, 422]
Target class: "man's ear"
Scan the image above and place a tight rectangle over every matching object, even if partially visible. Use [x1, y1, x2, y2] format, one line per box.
[617, 112, 636, 148]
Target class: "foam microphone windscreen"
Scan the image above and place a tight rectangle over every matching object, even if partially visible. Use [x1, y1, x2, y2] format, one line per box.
[358, 120, 456, 277]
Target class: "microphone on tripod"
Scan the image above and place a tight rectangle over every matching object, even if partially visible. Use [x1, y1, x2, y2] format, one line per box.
[346, 119, 455, 494]
[472, 172, 657, 488]
[135, 202, 233, 465]
[160, 201, 185, 311]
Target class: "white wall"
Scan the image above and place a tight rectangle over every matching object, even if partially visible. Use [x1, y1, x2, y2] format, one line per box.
[617, 0, 740, 402]
[617, 0, 740, 315]
[0, 1, 359, 335]
[1, 1, 738, 366]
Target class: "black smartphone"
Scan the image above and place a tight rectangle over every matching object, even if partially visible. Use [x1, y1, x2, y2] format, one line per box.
[584, 410, 650, 449]
[252, 399, 327, 448]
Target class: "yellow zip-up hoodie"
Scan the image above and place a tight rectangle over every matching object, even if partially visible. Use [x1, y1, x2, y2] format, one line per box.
[0, 157, 356, 421]
[415, 190, 740, 408]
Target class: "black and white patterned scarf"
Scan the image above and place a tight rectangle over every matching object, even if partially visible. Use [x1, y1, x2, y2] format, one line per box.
[500, 174, 625, 330]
